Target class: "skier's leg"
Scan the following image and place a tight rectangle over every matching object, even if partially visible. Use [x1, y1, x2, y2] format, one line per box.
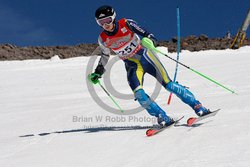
[142, 49, 209, 116]
[134, 89, 172, 124]
[166, 81, 209, 116]
[125, 58, 172, 125]
[142, 49, 171, 87]
[124, 58, 144, 92]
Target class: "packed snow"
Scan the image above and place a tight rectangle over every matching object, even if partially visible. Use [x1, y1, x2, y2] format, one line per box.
[0, 46, 250, 167]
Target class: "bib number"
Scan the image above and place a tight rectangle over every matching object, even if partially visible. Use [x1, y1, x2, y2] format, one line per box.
[118, 42, 137, 55]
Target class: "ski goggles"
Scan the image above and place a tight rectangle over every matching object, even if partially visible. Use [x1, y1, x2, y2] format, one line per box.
[96, 16, 114, 26]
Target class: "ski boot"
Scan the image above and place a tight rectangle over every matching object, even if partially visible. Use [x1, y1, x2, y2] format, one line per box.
[157, 116, 175, 127]
[194, 103, 211, 117]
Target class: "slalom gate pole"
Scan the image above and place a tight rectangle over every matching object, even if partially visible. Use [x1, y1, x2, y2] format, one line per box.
[141, 37, 237, 95]
[168, 6, 181, 105]
[97, 81, 124, 113]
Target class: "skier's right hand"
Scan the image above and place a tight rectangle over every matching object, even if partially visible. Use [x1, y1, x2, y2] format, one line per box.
[88, 64, 105, 84]
[88, 73, 101, 84]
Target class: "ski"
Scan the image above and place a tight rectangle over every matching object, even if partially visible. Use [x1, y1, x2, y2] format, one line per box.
[146, 116, 184, 137]
[187, 109, 220, 126]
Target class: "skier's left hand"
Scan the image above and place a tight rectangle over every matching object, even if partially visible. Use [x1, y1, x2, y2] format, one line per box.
[148, 34, 159, 47]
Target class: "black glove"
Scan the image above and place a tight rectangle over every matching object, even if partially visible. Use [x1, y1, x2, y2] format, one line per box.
[88, 64, 105, 84]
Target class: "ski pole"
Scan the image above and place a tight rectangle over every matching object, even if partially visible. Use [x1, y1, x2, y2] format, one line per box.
[168, 6, 181, 105]
[97, 81, 124, 113]
[141, 37, 237, 95]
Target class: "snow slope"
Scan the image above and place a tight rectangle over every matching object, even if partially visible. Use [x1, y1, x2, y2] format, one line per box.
[0, 47, 250, 167]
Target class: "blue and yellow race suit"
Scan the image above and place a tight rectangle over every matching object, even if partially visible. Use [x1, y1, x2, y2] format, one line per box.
[95, 18, 208, 122]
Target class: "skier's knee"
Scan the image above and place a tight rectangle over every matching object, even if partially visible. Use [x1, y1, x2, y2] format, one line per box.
[166, 81, 180, 92]
[166, 81, 196, 105]
[135, 89, 147, 100]
[134, 89, 151, 108]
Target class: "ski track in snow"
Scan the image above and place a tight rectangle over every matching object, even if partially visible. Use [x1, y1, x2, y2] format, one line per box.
[0, 47, 250, 167]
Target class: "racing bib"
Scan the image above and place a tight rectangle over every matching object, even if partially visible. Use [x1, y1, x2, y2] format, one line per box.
[100, 18, 142, 60]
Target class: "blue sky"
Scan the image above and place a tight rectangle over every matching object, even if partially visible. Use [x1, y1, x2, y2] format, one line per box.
[0, 0, 249, 46]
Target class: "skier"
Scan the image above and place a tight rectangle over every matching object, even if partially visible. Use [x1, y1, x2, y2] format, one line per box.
[88, 5, 211, 127]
